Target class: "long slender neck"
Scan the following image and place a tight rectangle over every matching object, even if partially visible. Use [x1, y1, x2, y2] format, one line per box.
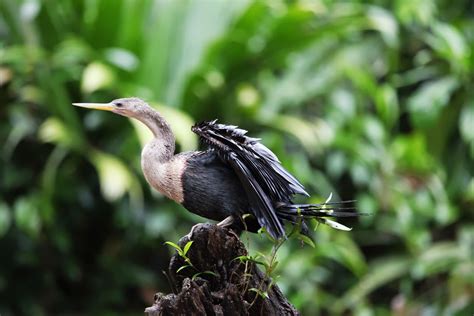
[135, 106, 175, 161]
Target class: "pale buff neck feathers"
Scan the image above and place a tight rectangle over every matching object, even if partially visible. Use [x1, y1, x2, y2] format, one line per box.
[137, 107, 186, 203]
[141, 142, 187, 203]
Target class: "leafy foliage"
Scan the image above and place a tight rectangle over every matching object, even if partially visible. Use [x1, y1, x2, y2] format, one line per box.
[1, 0, 473, 315]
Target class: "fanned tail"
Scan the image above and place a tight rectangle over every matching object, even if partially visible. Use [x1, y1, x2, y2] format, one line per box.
[192, 120, 365, 238]
[277, 201, 365, 231]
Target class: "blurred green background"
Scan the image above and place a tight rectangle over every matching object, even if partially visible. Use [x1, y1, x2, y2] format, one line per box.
[1, 0, 473, 315]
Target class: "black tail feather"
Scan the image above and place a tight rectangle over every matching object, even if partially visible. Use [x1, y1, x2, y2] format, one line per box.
[277, 201, 366, 219]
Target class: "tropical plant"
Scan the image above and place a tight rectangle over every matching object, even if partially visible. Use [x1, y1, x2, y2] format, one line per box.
[0, 0, 472, 315]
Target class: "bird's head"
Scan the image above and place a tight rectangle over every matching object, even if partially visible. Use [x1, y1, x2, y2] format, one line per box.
[73, 97, 149, 118]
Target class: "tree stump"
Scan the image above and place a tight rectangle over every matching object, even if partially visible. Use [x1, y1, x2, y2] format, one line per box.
[144, 223, 300, 316]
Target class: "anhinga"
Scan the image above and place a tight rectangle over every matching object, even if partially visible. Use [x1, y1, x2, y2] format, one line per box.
[73, 98, 358, 239]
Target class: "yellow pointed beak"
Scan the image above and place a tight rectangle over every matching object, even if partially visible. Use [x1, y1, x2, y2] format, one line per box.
[72, 102, 114, 111]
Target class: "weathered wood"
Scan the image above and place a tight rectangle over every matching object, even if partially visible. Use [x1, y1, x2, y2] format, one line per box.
[145, 224, 300, 316]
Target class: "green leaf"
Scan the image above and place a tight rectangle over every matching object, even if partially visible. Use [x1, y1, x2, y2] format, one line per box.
[176, 265, 192, 274]
[297, 234, 315, 248]
[81, 62, 115, 93]
[38, 117, 77, 149]
[201, 270, 218, 277]
[375, 84, 399, 129]
[426, 22, 469, 72]
[90, 150, 137, 202]
[333, 257, 412, 312]
[390, 133, 434, 173]
[192, 270, 218, 281]
[412, 242, 466, 279]
[366, 7, 399, 48]
[318, 233, 368, 277]
[266, 114, 334, 153]
[249, 287, 269, 299]
[234, 255, 250, 263]
[408, 76, 458, 128]
[183, 241, 193, 256]
[460, 101, 474, 157]
[164, 241, 183, 256]
[14, 197, 41, 237]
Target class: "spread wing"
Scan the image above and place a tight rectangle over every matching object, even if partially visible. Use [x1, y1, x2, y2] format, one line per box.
[192, 120, 309, 239]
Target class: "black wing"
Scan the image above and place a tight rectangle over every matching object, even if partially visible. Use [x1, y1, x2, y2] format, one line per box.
[192, 120, 308, 239]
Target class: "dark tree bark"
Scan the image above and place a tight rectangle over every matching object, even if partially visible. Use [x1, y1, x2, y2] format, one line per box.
[145, 223, 300, 316]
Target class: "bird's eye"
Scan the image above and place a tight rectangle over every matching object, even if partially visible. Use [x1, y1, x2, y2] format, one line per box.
[115, 102, 123, 107]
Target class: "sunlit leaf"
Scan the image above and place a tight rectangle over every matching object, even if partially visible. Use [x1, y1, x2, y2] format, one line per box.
[38, 117, 75, 148]
[459, 101, 474, 157]
[20, 0, 40, 22]
[90, 150, 133, 202]
[164, 241, 183, 256]
[81, 62, 115, 94]
[408, 76, 458, 128]
[426, 22, 469, 73]
[14, 197, 41, 237]
[334, 257, 411, 311]
[395, 0, 436, 25]
[297, 234, 315, 248]
[266, 114, 334, 153]
[176, 265, 192, 273]
[412, 242, 465, 279]
[367, 7, 399, 47]
[375, 84, 399, 129]
[104, 48, 139, 71]
[183, 241, 193, 256]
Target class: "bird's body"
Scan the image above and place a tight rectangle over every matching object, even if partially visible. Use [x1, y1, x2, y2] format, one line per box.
[73, 98, 358, 239]
[142, 146, 247, 221]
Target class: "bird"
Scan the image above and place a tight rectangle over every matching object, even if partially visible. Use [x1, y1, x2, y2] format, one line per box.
[73, 97, 359, 240]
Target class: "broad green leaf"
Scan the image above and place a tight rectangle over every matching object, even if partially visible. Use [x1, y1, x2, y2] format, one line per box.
[333, 257, 412, 311]
[328, 233, 368, 277]
[460, 101, 474, 157]
[408, 76, 458, 128]
[375, 84, 399, 129]
[104, 48, 139, 71]
[395, 0, 436, 25]
[266, 114, 334, 153]
[14, 197, 41, 237]
[366, 7, 399, 48]
[412, 242, 466, 279]
[38, 117, 78, 149]
[426, 22, 469, 73]
[20, 0, 40, 22]
[81, 62, 115, 94]
[137, 0, 247, 107]
[390, 133, 434, 173]
[90, 150, 134, 202]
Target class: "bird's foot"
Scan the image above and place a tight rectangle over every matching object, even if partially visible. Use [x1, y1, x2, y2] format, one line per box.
[217, 215, 234, 228]
[217, 216, 241, 239]
[185, 223, 202, 240]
